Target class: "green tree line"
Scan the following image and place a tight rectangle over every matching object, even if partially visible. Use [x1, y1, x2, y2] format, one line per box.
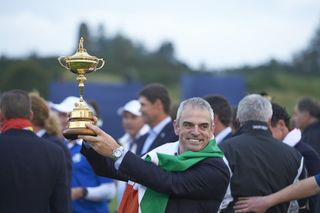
[1, 20, 320, 102]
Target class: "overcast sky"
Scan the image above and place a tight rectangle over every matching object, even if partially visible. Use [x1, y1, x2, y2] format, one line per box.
[1, 0, 320, 69]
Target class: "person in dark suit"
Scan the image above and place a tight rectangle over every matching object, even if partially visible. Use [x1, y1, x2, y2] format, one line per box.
[29, 93, 72, 193]
[136, 83, 178, 156]
[0, 89, 70, 213]
[270, 102, 320, 212]
[293, 97, 320, 155]
[204, 95, 233, 144]
[270, 102, 320, 176]
[80, 97, 230, 213]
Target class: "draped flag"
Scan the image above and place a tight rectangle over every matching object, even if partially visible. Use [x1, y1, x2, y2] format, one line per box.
[119, 139, 224, 213]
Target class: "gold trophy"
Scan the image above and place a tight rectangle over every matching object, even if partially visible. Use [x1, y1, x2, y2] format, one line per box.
[58, 37, 105, 139]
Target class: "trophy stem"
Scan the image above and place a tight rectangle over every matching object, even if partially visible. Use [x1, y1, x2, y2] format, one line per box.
[77, 74, 87, 102]
[58, 37, 105, 139]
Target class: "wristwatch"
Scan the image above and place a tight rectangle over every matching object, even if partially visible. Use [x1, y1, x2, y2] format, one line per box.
[112, 146, 125, 160]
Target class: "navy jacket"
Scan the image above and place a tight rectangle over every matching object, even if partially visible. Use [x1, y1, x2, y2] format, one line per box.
[301, 121, 320, 156]
[42, 132, 72, 184]
[220, 121, 304, 213]
[0, 129, 70, 213]
[81, 144, 230, 213]
[136, 121, 178, 156]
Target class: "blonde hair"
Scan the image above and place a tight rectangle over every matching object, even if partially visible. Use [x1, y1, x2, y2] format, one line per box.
[45, 110, 63, 139]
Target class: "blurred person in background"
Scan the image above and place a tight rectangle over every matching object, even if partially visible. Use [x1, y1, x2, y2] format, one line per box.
[230, 106, 240, 134]
[0, 89, 70, 212]
[116, 99, 149, 207]
[136, 83, 178, 156]
[270, 102, 320, 176]
[293, 97, 320, 155]
[29, 92, 72, 198]
[45, 110, 64, 139]
[269, 102, 320, 212]
[51, 96, 116, 213]
[204, 95, 233, 144]
[117, 100, 149, 153]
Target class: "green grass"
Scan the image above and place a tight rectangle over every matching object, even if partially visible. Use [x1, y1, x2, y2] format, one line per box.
[246, 71, 320, 114]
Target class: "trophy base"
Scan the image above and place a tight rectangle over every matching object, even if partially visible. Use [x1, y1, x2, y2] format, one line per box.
[63, 128, 97, 140]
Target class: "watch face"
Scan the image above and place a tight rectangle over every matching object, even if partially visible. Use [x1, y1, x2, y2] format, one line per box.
[114, 150, 122, 158]
[113, 147, 124, 158]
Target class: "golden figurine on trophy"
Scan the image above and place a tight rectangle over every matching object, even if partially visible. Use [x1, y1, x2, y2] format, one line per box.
[58, 37, 105, 139]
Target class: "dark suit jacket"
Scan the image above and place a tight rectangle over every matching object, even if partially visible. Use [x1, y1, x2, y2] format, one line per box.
[301, 121, 320, 155]
[0, 129, 70, 213]
[136, 121, 179, 156]
[42, 132, 72, 183]
[81, 145, 230, 213]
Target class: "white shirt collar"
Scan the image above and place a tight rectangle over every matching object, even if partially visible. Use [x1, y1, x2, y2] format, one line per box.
[135, 124, 149, 139]
[152, 116, 171, 135]
[283, 128, 301, 147]
[36, 128, 46, 137]
[215, 127, 232, 144]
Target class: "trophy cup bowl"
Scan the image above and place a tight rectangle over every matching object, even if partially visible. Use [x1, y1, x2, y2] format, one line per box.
[58, 37, 105, 140]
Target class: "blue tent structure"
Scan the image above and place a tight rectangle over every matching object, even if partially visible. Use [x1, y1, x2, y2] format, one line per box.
[181, 73, 245, 106]
[49, 74, 245, 138]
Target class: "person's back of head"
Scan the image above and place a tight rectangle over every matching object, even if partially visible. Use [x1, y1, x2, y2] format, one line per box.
[0, 89, 31, 120]
[270, 102, 291, 141]
[231, 106, 240, 133]
[271, 102, 290, 129]
[203, 95, 232, 127]
[45, 111, 64, 138]
[139, 83, 171, 114]
[296, 97, 320, 120]
[29, 93, 49, 128]
[237, 94, 272, 125]
[293, 97, 320, 131]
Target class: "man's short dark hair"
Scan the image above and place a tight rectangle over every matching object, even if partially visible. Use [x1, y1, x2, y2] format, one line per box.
[271, 102, 290, 128]
[139, 83, 171, 114]
[0, 90, 31, 119]
[297, 97, 320, 119]
[203, 95, 232, 126]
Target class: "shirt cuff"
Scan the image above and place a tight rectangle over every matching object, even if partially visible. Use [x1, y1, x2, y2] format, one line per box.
[114, 148, 129, 170]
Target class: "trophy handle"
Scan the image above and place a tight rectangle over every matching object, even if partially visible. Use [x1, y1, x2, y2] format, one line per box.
[96, 58, 105, 70]
[58, 56, 70, 70]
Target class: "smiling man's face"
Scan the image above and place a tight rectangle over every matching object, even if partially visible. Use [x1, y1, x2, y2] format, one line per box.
[174, 105, 214, 154]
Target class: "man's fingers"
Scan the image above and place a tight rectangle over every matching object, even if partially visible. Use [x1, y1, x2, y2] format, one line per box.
[79, 135, 98, 143]
[235, 200, 249, 205]
[234, 202, 248, 208]
[85, 123, 102, 135]
[234, 209, 249, 213]
[237, 197, 250, 200]
[233, 197, 252, 212]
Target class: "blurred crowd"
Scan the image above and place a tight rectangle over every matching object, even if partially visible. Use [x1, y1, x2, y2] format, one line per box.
[1, 83, 320, 213]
